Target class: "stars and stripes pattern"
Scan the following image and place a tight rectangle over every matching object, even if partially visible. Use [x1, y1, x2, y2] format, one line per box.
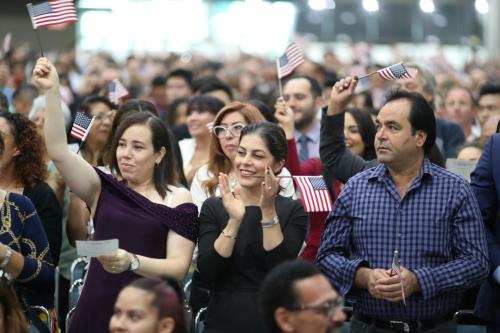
[377, 63, 418, 80]
[70, 111, 94, 142]
[390, 250, 406, 306]
[292, 176, 333, 212]
[108, 79, 129, 104]
[276, 42, 305, 79]
[26, 0, 77, 29]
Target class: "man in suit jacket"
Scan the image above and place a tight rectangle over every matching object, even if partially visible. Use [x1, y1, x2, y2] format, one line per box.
[472, 133, 500, 332]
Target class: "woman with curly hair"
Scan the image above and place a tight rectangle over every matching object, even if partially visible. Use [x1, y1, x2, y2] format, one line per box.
[0, 132, 55, 312]
[0, 112, 62, 268]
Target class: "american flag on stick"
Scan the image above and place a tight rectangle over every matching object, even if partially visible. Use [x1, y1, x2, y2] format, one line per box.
[390, 250, 406, 306]
[26, 0, 78, 29]
[276, 42, 305, 79]
[108, 79, 129, 104]
[377, 63, 418, 80]
[70, 111, 94, 142]
[292, 176, 333, 212]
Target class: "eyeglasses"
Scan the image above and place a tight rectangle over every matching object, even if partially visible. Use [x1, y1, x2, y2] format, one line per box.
[212, 123, 245, 139]
[94, 113, 115, 121]
[291, 297, 344, 317]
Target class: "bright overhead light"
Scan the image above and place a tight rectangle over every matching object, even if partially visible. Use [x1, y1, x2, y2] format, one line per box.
[419, 0, 435, 13]
[475, 0, 489, 14]
[362, 0, 379, 12]
[308, 0, 335, 11]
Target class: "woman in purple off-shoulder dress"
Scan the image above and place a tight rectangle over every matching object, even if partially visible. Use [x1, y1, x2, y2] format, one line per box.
[33, 58, 198, 333]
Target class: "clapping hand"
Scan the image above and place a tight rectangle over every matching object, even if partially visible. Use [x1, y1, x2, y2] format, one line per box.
[259, 166, 279, 211]
[32, 57, 59, 92]
[219, 172, 245, 223]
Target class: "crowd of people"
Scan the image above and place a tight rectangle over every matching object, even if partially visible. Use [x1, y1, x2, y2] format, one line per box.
[0, 41, 499, 333]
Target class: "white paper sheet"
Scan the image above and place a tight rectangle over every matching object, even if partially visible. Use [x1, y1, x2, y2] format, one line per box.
[76, 239, 119, 257]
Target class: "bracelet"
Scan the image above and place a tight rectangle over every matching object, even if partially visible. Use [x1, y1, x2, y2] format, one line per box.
[0, 246, 13, 269]
[261, 216, 280, 228]
[221, 230, 237, 240]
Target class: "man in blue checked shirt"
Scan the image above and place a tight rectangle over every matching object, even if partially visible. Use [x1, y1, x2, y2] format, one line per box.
[316, 83, 489, 333]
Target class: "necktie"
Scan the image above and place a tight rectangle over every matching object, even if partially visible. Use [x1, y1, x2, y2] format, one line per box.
[298, 135, 309, 163]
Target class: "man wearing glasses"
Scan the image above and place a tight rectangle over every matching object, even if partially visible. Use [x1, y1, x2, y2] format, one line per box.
[317, 82, 489, 333]
[260, 260, 346, 333]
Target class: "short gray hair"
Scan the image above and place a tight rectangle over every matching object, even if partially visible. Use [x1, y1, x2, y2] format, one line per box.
[405, 62, 436, 98]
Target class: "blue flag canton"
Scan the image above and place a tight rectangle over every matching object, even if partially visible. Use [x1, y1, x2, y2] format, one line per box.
[389, 64, 408, 78]
[75, 112, 92, 128]
[32, 1, 52, 16]
[279, 54, 289, 68]
[108, 81, 116, 92]
[309, 177, 327, 191]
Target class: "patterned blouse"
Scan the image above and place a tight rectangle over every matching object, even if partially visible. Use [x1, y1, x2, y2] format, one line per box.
[0, 192, 54, 308]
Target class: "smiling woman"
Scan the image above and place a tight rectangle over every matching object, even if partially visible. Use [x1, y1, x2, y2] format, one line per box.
[32, 57, 199, 333]
[196, 122, 307, 333]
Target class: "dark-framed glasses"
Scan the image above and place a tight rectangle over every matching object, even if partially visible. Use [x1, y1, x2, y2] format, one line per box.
[212, 123, 246, 139]
[291, 297, 344, 317]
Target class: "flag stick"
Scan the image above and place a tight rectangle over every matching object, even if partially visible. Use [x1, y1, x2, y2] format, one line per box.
[76, 140, 85, 155]
[276, 58, 284, 97]
[33, 29, 44, 57]
[357, 71, 377, 80]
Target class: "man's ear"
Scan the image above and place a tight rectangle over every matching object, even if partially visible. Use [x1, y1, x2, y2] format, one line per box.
[274, 308, 295, 333]
[415, 130, 427, 149]
[314, 95, 325, 110]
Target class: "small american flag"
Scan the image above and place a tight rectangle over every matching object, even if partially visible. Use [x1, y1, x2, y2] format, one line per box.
[377, 63, 418, 81]
[292, 176, 333, 212]
[26, 0, 78, 29]
[390, 250, 406, 306]
[276, 42, 305, 79]
[70, 112, 94, 142]
[108, 79, 129, 104]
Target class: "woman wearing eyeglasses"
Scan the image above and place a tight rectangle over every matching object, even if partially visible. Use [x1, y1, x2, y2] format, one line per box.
[189, 102, 296, 317]
[190, 102, 295, 210]
[197, 122, 307, 332]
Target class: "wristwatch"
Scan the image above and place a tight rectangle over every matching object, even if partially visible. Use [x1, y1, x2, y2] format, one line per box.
[0, 246, 13, 269]
[261, 216, 280, 228]
[129, 253, 140, 271]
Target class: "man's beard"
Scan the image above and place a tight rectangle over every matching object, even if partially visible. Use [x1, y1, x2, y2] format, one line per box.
[294, 110, 316, 131]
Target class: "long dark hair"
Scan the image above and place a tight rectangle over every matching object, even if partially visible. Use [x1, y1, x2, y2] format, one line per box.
[345, 108, 376, 160]
[109, 112, 175, 198]
[104, 99, 187, 187]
